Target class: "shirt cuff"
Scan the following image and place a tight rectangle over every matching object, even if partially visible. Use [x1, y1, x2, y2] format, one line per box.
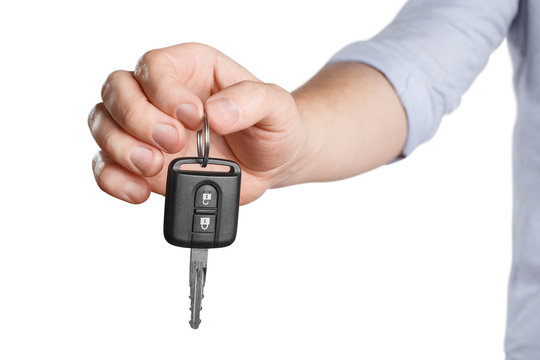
[328, 41, 439, 157]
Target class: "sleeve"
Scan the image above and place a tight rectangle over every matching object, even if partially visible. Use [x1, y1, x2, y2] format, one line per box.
[329, 0, 519, 156]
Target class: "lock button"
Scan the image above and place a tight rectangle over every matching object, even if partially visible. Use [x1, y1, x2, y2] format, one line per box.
[195, 185, 218, 208]
[193, 214, 216, 233]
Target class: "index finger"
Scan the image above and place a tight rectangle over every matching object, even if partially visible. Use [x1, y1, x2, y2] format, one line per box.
[133, 43, 259, 130]
[134, 46, 205, 130]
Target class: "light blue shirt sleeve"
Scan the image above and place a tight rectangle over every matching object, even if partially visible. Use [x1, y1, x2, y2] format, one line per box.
[329, 0, 518, 156]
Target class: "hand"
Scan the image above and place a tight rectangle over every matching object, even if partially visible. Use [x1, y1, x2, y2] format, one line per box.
[89, 43, 303, 205]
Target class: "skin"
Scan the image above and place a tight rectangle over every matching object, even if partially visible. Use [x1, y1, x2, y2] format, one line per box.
[88, 43, 407, 205]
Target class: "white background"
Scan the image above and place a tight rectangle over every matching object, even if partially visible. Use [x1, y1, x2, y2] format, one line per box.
[0, 0, 515, 359]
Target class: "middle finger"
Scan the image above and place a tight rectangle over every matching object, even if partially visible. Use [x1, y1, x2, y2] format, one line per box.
[101, 70, 186, 153]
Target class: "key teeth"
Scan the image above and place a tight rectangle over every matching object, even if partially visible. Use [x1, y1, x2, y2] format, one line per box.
[189, 319, 201, 329]
[189, 249, 208, 329]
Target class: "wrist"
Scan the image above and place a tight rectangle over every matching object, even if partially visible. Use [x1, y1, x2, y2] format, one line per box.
[269, 90, 324, 188]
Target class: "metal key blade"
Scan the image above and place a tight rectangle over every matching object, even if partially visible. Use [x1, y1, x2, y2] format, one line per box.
[189, 248, 208, 329]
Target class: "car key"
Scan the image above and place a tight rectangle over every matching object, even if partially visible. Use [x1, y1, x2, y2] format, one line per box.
[163, 113, 241, 329]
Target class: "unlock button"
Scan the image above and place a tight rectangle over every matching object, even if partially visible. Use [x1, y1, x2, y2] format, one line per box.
[193, 214, 215, 233]
[195, 185, 218, 208]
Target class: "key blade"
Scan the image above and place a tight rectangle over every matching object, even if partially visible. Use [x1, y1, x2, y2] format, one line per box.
[189, 248, 208, 329]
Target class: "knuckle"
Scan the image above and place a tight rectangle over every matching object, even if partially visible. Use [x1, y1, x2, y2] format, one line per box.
[265, 82, 288, 100]
[265, 82, 285, 94]
[143, 49, 162, 63]
[88, 103, 108, 133]
[134, 49, 163, 80]
[92, 151, 107, 181]
[266, 82, 295, 110]
[101, 70, 124, 99]
[182, 42, 216, 54]
[245, 81, 269, 104]
[87, 103, 101, 130]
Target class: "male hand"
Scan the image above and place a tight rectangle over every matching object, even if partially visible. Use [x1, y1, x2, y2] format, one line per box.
[89, 43, 303, 205]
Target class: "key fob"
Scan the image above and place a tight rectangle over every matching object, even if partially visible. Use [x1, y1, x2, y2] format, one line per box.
[164, 157, 241, 249]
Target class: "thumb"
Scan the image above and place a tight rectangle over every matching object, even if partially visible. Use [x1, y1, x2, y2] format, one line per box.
[205, 80, 295, 135]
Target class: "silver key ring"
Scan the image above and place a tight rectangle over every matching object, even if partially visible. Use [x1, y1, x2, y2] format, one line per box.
[196, 111, 210, 167]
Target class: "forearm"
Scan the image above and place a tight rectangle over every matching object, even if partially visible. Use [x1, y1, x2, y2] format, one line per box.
[272, 62, 407, 187]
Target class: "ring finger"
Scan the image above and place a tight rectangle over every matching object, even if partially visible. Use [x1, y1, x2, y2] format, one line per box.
[88, 103, 164, 177]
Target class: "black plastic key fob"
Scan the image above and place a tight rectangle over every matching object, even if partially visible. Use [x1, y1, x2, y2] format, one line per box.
[164, 157, 241, 249]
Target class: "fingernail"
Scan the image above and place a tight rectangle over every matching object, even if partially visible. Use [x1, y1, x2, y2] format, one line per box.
[206, 97, 239, 124]
[152, 124, 179, 152]
[175, 103, 199, 122]
[129, 146, 154, 174]
[124, 182, 145, 203]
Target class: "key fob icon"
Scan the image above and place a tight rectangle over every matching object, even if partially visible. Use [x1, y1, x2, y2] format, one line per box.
[200, 217, 210, 230]
[202, 193, 212, 206]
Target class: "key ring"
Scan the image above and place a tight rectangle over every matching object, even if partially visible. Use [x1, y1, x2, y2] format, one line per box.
[197, 111, 210, 167]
